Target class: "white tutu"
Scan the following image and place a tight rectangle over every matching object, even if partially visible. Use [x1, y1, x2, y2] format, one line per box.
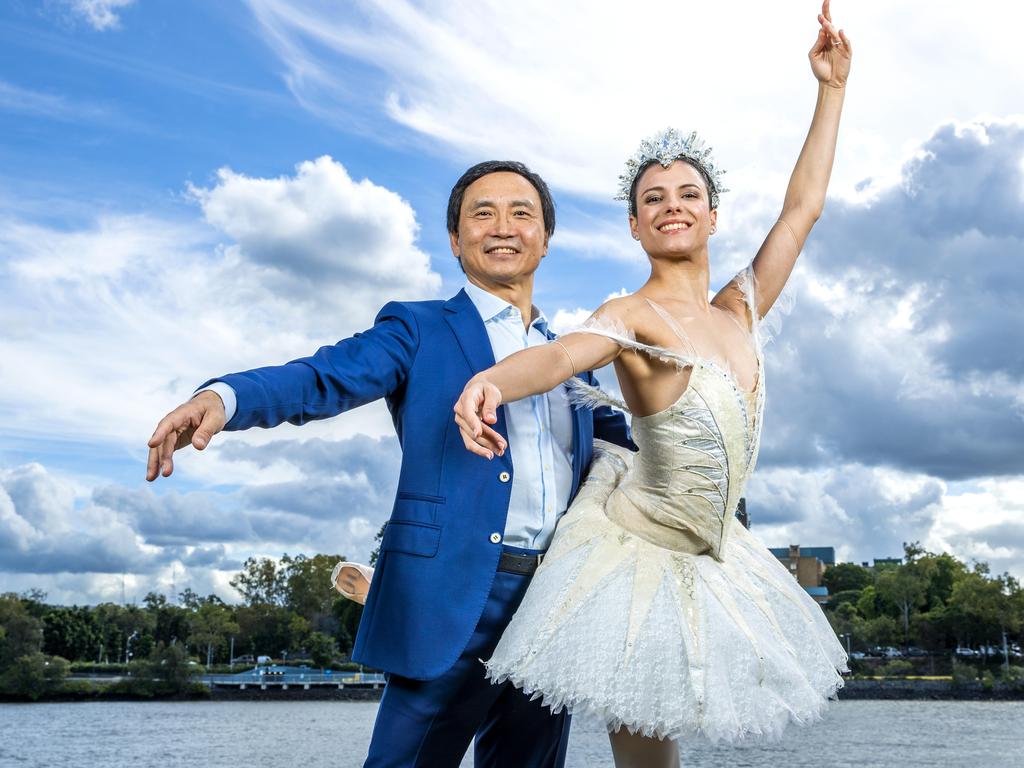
[485, 443, 847, 743]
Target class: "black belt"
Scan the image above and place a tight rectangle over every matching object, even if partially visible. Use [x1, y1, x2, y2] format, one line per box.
[498, 550, 544, 576]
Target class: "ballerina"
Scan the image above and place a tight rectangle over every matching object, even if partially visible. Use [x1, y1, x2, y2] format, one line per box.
[448, 3, 852, 765]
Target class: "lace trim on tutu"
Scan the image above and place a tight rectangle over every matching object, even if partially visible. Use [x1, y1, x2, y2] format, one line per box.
[485, 665, 844, 743]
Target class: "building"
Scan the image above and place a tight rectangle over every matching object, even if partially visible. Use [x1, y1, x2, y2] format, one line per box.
[768, 545, 836, 605]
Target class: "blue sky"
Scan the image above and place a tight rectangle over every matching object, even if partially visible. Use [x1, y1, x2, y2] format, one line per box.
[1, 0, 1022, 605]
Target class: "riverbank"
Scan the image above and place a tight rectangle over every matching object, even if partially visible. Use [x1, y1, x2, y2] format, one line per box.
[840, 678, 1024, 701]
[6, 676, 1024, 703]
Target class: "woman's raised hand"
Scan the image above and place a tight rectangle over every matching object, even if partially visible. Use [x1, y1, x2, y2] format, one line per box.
[453, 377, 507, 460]
[809, 0, 851, 89]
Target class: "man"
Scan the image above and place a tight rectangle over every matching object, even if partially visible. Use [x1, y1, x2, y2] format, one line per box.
[146, 160, 634, 767]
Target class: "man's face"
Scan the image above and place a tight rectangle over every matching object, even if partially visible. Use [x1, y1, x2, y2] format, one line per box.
[449, 172, 548, 284]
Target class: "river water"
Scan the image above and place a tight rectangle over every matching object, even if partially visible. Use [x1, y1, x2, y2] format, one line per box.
[2, 700, 1021, 767]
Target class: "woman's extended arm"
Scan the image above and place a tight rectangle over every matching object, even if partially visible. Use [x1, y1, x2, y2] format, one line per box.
[716, 0, 851, 320]
[454, 325, 622, 459]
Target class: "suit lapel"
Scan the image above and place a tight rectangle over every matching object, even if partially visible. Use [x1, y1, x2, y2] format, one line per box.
[444, 289, 497, 374]
[443, 289, 511, 444]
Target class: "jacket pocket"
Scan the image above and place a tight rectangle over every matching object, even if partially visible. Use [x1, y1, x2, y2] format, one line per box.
[381, 520, 441, 558]
[396, 491, 446, 504]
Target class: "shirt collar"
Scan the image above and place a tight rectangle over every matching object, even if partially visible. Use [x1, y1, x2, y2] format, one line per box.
[463, 281, 549, 330]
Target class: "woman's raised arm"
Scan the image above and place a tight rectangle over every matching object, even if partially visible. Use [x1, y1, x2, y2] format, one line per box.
[716, 0, 851, 321]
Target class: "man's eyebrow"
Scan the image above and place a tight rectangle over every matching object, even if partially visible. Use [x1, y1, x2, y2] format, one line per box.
[468, 198, 536, 210]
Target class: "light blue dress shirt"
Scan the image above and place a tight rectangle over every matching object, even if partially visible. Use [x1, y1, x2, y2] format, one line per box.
[199, 283, 575, 550]
[461, 282, 574, 549]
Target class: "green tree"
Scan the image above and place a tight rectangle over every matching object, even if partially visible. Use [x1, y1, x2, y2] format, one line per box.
[0, 653, 69, 700]
[332, 598, 363, 657]
[231, 557, 287, 607]
[0, 593, 44, 670]
[144, 642, 194, 695]
[947, 566, 1006, 646]
[282, 553, 345, 630]
[863, 615, 901, 647]
[305, 631, 338, 671]
[369, 523, 387, 566]
[42, 606, 100, 662]
[875, 564, 927, 642]
[822, 563, 873, 595]
[187, 602, 240, 669]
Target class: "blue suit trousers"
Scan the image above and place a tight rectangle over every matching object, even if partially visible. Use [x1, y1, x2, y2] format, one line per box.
[363, 546, 570, 768]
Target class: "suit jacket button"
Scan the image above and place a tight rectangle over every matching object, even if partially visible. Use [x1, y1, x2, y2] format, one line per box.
[490, 532, 502, 544]
[499, 471, 511, 483]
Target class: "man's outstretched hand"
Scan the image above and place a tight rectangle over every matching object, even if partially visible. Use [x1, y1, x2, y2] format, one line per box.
[146, 390, 226, 481]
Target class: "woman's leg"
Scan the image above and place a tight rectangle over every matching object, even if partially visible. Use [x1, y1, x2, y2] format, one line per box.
[608, 728, 679, 768]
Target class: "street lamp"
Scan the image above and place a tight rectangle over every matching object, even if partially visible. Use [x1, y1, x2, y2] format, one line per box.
[842, 633, 852, 656]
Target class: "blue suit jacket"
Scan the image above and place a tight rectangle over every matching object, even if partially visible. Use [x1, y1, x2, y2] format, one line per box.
[207, 289, 634, 680]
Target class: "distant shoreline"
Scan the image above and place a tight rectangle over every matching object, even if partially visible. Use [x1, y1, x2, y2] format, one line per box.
[5, 678, 1024, 704]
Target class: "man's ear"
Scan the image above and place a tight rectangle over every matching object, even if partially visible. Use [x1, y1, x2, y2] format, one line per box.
[449, 230, 461, 259]
[542, 232, 549, 258]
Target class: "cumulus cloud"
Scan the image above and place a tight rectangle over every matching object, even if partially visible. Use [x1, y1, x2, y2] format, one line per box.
[0, 463, 154, 576]
[61, 0, 135, 31]
[0, 157, 437, 454]
[188, 156, 440, 303]
[0, 433, 402, 603]
[758, 119, 1024, 480]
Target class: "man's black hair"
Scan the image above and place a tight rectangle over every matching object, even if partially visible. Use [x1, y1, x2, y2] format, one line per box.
[447, 160, 556, 237]
[627, 158, 717, 218]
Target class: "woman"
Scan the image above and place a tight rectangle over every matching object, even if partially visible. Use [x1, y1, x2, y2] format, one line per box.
[338, 3, 851, 763]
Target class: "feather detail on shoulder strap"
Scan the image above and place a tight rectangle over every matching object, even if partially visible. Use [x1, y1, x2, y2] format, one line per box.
[561, 313, 696, 371]
[565, 377, 631, 414]
[734, 264, 795, 351]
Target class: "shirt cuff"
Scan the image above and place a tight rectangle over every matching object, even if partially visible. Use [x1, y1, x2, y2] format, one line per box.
[193, 382, 237, 424]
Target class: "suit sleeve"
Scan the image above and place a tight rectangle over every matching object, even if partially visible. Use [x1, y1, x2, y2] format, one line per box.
[583, 370, 638, 451]
[198, 302, 419, 431]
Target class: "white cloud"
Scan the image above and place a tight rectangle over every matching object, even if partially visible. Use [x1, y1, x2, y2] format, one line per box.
[0, 158, 439, 485]
[62, 0, 135, 31]
[244, 0, 1024, 205]
[0, 463, 155, 577]
[746, 465, 1024, 579]
[188, 155, 440, 303]
[0, 79, 113, 122]
[550, 289, 629, 335]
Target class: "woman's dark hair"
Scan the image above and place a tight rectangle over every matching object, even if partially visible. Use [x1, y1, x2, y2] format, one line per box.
[627, 157, 716, 217]
[447, 160, 556, 237]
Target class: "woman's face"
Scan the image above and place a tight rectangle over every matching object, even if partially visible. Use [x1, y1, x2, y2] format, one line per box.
[630, 160, 717, 257]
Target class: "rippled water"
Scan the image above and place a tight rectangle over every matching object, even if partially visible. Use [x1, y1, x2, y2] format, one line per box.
[2, 700, 1022, 767]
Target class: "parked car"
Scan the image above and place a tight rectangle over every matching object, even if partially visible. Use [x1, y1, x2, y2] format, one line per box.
[954, 646, 976, 657]
[256, 655, 272, 665]
[904, 646, 928, 658]
[849, 651, 867, 660]
[231, 655, 255, 664]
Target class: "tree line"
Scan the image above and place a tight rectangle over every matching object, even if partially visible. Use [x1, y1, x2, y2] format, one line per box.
[3, 540, 1022, 699]
[0, 552, 364, 699]
[823, 542, 1023, 656]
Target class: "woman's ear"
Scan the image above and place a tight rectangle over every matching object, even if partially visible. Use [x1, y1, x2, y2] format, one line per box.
[629, 215, 640, 241]
[709, 208, 718, 235]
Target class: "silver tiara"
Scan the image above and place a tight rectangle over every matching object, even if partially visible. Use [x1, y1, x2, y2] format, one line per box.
[615, 128, 727, 210]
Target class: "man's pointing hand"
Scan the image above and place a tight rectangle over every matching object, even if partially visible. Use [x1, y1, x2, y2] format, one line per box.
[146, 390, 226, 481]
